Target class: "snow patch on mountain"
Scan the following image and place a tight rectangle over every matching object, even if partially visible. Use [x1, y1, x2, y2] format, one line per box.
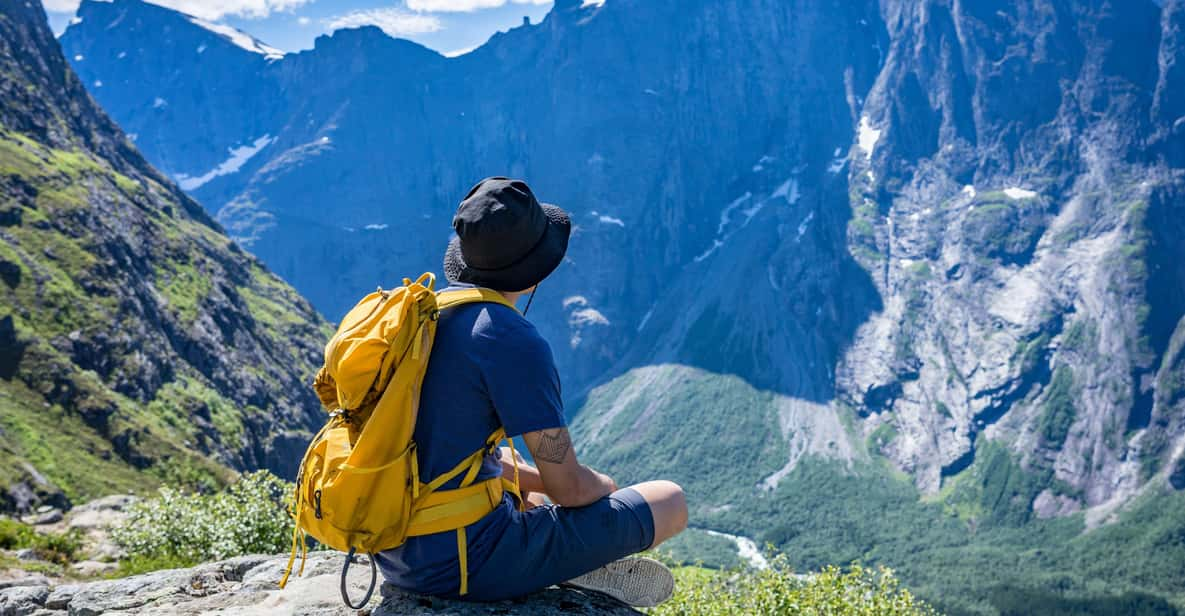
[1003, 187, 1038, 200]
[694, 239, 724, 263]
[637, 307, 654, 332]
[752, 155, 774, 172]
[443, 45, 478, 58]
[856, 116, 881, 160]
[716, 192, 752, 235]
[186, 17, 284, 60]
[772, 177, 800, 204]
[591, 211, 625, 227]
[175, 135, 273, 191]
[796, 211, 814, 242]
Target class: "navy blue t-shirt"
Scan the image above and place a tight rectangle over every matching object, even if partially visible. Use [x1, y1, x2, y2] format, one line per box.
[375, 284, 566, 595]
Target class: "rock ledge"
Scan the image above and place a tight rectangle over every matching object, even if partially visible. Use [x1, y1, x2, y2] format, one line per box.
[0, 552, 641, 615]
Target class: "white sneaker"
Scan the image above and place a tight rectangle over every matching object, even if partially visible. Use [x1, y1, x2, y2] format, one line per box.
[563, 556, 675, 607]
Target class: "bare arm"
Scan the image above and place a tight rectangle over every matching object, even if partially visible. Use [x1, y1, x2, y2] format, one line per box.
[498, 446, 546, 494]
[522, 427, 616, 507]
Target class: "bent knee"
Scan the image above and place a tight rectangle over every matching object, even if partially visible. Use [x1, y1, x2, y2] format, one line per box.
[657, 481, 688, 529]
[630, 480, 688, 540]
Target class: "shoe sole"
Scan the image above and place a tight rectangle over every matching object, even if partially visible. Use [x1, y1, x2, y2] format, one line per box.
[563, 556, 675, 608]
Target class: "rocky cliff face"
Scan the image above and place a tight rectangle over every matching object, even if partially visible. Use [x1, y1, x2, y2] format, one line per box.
[835, 0, 1185, 512]
[0, 0, 329, 513]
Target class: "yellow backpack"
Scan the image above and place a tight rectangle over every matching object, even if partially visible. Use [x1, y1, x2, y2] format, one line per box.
[279, 273, 523, 607]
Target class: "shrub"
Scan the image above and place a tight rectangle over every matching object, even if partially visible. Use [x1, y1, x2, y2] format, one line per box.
[0, 518, 83, 564]
[111, 471, 293, 570]
[653, 555, 938, 615]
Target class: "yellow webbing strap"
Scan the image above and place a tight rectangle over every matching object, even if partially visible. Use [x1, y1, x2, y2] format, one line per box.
[457, 527, 469, 595]
[280, 421, 333, 589]
[506, 437, 524, 512]
[435, 288, 519, 313]
[407, 480, 503, 532]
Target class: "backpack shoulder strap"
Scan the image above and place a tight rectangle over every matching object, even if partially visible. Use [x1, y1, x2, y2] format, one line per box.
[435, 287, 519, 313]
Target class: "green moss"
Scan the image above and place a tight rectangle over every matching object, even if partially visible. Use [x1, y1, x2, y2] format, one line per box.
[240, 264, 310, 329]
[0, 379, 151, 504]
[1038, 367, 1077, 448]
[869, 421, 899, 452]
[906, 261, 932, 280]
[1061, 320, 1097, 353]
[45, 148, 104, 178]
[1012, 332, 1051, 373]
[969, 201, 1012, 217]
[154, 262, 212, 324]
[112, 173, 141, 195]
[144, 375, 246, 449]
[0, 132, 43, 177]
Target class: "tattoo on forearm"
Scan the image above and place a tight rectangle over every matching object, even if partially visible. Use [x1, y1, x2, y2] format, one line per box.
[532, 429, 572, 464]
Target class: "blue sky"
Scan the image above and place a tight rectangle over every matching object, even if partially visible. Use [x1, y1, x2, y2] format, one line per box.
[46, 0, 555, 56]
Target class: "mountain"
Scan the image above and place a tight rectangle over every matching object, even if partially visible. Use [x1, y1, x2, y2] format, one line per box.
[0, 0, 329, 513]
[59, 0, 1185, 611]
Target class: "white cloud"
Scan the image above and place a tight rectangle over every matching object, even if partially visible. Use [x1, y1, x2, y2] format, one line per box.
[297, 16, 311, 26]
[325, 8, 442, 36]
[405, 0, 549, 12]
[48, 0, 311, 20]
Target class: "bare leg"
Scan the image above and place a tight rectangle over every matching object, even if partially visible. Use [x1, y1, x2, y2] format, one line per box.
[624, 480, 688, 549]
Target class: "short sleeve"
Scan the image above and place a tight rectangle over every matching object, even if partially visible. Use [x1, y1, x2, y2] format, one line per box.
[480, 321, 566, 437]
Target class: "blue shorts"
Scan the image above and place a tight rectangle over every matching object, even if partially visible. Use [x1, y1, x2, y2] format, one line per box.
[457, 487, 655, 601]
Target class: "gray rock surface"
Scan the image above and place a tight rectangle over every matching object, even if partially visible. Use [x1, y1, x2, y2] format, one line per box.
[0, 553, 639, 616]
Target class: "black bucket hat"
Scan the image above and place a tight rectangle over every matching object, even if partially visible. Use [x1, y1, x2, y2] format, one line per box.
[443, 177, 571, 292]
